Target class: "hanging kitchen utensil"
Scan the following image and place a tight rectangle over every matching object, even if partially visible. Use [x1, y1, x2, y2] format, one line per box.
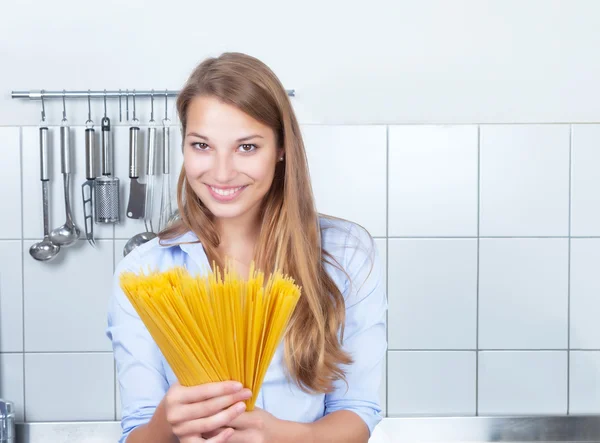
[123, 92, 158, 256]
[81, 90, 97, 247]
[145, 91, 157, 232]
[94, 90, 120, 224]
[158, 91, 173, 232]
[30, 93, 60, 261]
[50, 91, 81, 247]
[126, 91, 146, 219]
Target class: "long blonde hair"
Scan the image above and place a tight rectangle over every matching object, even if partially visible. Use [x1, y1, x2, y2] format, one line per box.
[160, 52, 352, 393]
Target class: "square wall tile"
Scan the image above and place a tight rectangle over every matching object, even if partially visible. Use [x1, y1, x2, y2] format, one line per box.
[0, 128, 21, 239]
[479, 239, 568, 349]
[570, 351, 600, 414]
[480, 125, 569, 236]
[388, 239, 477, 349]
[0, 353, 24, 422]
[387, 351, 475, 416]
[114, 125, 183, 240]
[571, 125, 600, 236]
[25, 353, 114, 421]
[478, 351, 567, 415]
[570, 239, 600, 349]
[388, 125, 478, 236]
[0, 241, 23, 352]
[302, 125, 387, 237]
[24, 239, 114, 352]
[22, 126, 113, 240]
[114, 239, 129, 270]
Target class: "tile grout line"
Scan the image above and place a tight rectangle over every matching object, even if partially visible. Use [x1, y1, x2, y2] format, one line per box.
[385, 125, 390, 417]
[19, 126, 26, 421]
[567, 124, 572, 415]
[475, 125, 481, 415]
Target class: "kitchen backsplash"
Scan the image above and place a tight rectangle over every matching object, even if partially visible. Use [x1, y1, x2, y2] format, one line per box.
[1, 122, 600, 423]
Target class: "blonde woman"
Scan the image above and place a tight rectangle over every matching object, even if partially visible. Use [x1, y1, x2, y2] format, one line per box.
[107, 52, 387, 443]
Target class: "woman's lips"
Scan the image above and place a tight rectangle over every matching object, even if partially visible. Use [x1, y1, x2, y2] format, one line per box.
[206, 184, 248, 202]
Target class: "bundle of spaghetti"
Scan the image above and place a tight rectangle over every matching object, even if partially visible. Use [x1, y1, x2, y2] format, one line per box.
[119, 262, 301, 410]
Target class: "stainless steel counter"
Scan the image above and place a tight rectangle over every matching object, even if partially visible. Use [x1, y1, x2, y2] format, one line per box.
[15, 415, 600, 442]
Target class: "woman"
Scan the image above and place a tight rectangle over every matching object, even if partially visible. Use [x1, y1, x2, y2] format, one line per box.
[107, 52, 387, 443]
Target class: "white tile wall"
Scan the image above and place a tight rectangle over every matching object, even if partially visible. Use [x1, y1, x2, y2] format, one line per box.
[0, 241, 23, 353]
[479, 125, 570, 237]
[478, 238, 569, 349]
[0, 128, 22, 239]
[388, 125, 478, 237]
[478, 351, 568, 415]
[570, 239, 600, 349]
[387, 351, 476, 416]
[1, 123, 598, 423]
[571, 125, 600, 236]
[24, 353, 114, 421]
[388, 239, 477, 349]
[569, 351, 600, 414]
[23, 239, 113, 352]
[303, 125, 387, 237]
[0, 353, 24, 421]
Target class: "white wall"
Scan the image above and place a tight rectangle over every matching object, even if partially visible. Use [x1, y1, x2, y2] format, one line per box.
[3, 0, 600, 127]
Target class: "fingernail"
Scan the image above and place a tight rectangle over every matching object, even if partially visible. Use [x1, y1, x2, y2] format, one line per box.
[236, 402, 246, 412]
[232, 381, 243, 390]
[242, 389, 252, 397]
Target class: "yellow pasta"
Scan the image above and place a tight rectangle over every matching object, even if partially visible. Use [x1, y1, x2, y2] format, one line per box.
[119, 261, 301, 410]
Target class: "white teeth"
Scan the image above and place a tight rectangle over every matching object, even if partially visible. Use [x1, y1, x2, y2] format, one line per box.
[211, 186, 242, 196]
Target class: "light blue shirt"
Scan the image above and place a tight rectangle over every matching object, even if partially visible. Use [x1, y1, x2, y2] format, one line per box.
[106, 216, 387, 443]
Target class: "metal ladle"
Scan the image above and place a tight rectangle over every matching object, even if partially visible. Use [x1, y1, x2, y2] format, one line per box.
[30, 93, 61, 261]
[123, 91, 157, 256]
[50, 91, 80, 247]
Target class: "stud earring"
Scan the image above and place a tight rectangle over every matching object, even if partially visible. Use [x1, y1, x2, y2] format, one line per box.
[279, 156, 284, 162]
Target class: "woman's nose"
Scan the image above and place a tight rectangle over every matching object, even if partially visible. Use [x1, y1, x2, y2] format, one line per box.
[213, 152, 236, 183]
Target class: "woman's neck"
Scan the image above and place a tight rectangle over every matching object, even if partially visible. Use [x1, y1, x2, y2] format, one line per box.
[214, 212, 261, 265]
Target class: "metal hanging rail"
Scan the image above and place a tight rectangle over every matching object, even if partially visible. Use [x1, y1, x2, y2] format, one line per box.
[11, 88, 296, 99]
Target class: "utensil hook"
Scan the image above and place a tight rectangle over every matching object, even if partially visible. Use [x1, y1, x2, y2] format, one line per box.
[150, 89, 155, 123]
[85, 90, 93, 128]
[61, 90, 68, 125]
[163, 89, 170, 124]
[103, 89, 108, 118]
[40, 90, 46, 124]
[132, 89, 138, 123]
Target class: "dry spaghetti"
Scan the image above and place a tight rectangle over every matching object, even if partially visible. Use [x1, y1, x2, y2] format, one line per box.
[119, 262, 301, 410]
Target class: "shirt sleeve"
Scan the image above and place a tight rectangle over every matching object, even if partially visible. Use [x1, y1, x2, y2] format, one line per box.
[106, 253, 170, 443]
[324, 223, 388, 436]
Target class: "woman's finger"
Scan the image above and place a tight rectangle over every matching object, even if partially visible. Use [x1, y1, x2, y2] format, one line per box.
[206, 427, 234, 442]
[173, 401, 247, 436]
[178, 381, 245, 403]
[169, 389, 251, 424]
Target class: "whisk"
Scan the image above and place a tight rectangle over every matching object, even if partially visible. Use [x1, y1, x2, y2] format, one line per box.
[159, 92, 173, 232]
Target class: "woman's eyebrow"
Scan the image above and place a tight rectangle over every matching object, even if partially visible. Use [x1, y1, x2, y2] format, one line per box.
[186, 132, 264, 142]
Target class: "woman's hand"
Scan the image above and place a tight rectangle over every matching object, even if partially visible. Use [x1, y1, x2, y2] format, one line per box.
[203, 407, 283, 443]
[164, 381, 252, 442]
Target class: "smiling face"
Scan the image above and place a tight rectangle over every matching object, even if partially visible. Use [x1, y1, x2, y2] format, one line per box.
[183, 95, 283, 225]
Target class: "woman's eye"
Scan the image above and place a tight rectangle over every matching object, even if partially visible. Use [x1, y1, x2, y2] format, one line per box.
[238, 144, 257, 153]
[191, 142, 209, 151]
